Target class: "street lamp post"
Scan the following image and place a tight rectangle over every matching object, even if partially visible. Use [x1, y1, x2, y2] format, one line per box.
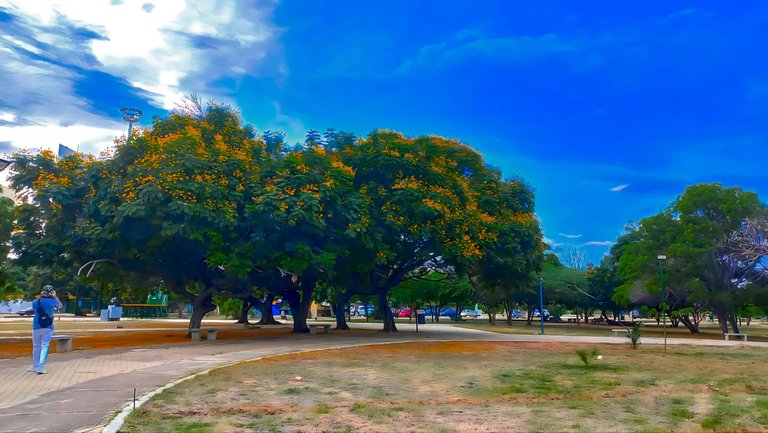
[120, 107, 143, 138]
[539, 277, 544, 335]
[658, 254, 667, 352]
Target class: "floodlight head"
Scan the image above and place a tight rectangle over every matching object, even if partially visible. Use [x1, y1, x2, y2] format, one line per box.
[120, 107, 143, 137]
[120, 107, 143, 122]
[657, 254, 667, 260]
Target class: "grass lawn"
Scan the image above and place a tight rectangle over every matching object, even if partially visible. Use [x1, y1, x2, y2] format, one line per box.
[121, 341, 768, 433]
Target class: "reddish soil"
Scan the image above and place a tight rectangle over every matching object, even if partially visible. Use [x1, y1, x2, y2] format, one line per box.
[0, 325, 296, 360]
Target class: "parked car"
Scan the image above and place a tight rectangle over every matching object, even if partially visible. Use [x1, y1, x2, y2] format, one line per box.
[509, 309, 523, 319]
[630, 310, 642, 319]
[461, 309, 481, 318]
[357, 305, 375, 316]
[439, 308, 459, 320]
[532, 309, 550, 319]
[397, 308, 413, 318]
[423, 308, 458, 319]
[16, 306, 34, 316]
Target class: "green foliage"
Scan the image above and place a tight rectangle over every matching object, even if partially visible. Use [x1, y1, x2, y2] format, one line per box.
[216, 297, 242, 319]
[575, 348, 601, 366]
[313, 404, 331, 414]
[540, 257, 589, 311]
[4, 102, 544, 332]
[627, 323, 643, 349]
[614, 183, 767, 332]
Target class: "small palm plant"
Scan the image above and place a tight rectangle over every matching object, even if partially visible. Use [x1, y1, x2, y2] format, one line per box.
[627, 323, 643, 349]
[575, 348, 601, 366]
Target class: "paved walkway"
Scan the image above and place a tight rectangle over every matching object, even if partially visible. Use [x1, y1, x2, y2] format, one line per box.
[0, 323, 764, 433]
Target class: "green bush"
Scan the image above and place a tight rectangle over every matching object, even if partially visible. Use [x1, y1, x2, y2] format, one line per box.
[575, 348, 601, 366]
[628, 323, 643, 349]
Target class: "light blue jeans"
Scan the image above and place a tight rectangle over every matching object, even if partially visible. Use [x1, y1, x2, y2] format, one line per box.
[32, 327, 54, 368]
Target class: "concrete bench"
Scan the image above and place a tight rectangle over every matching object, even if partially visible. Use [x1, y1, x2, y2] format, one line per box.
[308, 324, 332, 335]
[190, 327, 218, 341]
[51, 335, 74, 352]
[724, 333, 748, 341]
[611, 328, 629, 337]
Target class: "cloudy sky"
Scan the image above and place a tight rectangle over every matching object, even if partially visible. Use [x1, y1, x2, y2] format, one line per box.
[1, 1, 767, 263]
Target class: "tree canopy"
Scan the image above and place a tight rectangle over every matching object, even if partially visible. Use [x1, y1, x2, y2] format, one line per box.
[5, 103, 544, 332]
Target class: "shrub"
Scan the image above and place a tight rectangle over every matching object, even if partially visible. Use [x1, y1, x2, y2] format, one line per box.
[575, 348, 601, 366]
[627, 323, 643, 349]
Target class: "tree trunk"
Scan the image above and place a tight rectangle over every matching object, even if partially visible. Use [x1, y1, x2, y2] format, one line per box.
[377, 290, 397, 332]
[679, 314, 700, 333]
[236, 298, 253, 324]
[334, 290, 351, 330]
[670, 316, 680, 328]
[286, 283, 314, 333]
[727, 312, 740, 334]
[257, 294, 281, 325]
[189, 291, 216, 331]
[691, 306, 704, 329]
[714, 309, 730, 334]
[489, 312, 497, 326]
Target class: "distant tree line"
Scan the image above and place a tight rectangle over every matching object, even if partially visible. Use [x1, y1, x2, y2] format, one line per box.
[2, 101, 765, 337]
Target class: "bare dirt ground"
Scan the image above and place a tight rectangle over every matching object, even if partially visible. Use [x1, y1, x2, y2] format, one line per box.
[122, 341, 768, 433]
[0, 319, 297, 359]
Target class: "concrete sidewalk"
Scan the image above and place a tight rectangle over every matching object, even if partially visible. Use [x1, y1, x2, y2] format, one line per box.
[0, 323, 763, 433]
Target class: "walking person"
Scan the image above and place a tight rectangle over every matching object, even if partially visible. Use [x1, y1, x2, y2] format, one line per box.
[29, 285, 62, 374]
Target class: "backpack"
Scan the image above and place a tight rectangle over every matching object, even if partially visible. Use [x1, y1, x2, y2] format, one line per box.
[36, 300, 53, 328]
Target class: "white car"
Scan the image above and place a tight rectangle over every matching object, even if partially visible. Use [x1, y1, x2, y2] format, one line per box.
[461, 309, 481, 318]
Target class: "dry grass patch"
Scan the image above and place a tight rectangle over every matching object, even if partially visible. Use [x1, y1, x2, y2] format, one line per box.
[122, 341, 768, 432]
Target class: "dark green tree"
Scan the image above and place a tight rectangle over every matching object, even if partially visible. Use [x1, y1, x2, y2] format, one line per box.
[616, 183, 767, 334]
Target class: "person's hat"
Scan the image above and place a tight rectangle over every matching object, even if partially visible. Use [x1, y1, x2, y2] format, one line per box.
[41, 285, 55, 297]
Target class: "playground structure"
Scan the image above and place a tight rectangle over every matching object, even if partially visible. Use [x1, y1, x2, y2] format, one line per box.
[120, 290, 169, 319]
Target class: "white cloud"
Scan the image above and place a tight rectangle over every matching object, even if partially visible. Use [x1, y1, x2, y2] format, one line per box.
[0, 122, 125, 155]
[1, 34, 42, 55]
[610, 184, 629, 192]
[558, 233, 582, 239]
[582, 241, 614, 246]
[0, 42, 123, 152]
[543, 237, 561, 248]
[661, 8, 697, 24]
[267, 101, 307, 145]
[395, 32, 584, 76]
[0, 0, 283, 154]
[6, 0, 281, 109]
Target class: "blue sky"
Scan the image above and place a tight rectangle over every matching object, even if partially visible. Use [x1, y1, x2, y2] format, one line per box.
[1, 1, 767, 264]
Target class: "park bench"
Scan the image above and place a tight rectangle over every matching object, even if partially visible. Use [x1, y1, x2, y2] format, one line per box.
[190, 327, 218, 341]
[724, 333, 748, 341]
[51, 335, 74, 352]
[308, 324, 332, 335]
[611, 329, 629, 337]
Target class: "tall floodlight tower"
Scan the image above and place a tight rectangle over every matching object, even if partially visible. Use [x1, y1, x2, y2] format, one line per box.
[120, 107, 143, 138]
